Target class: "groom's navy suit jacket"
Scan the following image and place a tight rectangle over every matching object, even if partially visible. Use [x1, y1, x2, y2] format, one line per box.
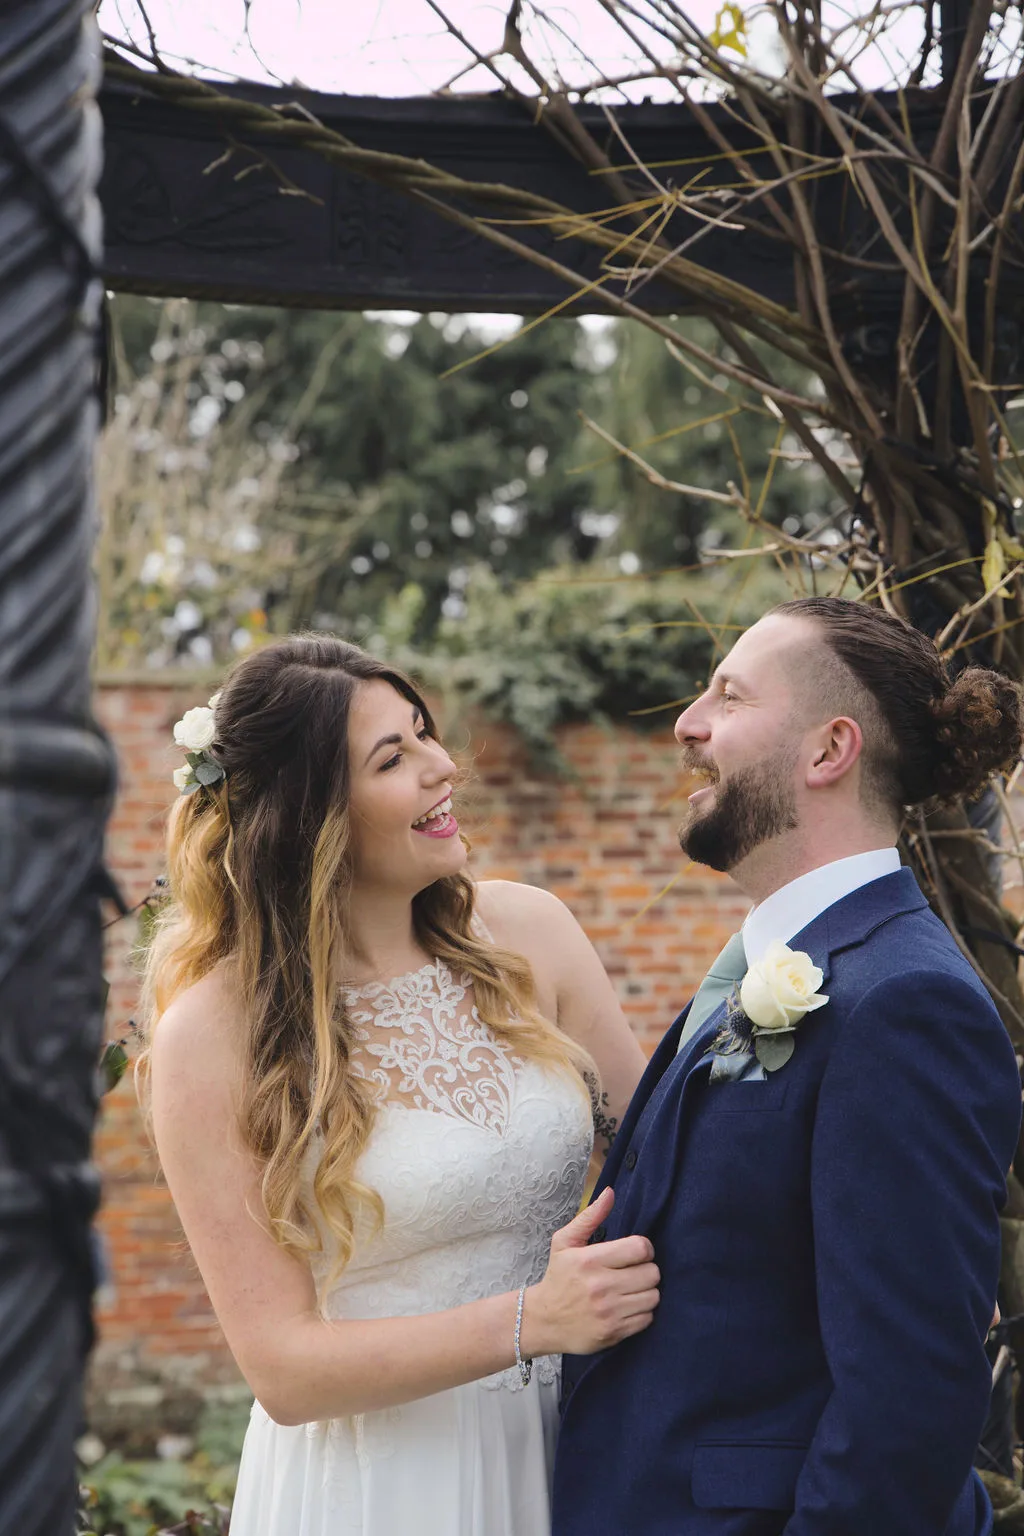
[553, 870, 1021, 1536]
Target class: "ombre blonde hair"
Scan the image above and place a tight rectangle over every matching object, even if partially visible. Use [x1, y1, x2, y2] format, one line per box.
[140, 635, 594, 1275]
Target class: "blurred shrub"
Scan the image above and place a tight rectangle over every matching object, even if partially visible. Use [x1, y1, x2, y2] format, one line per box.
[77, 1396, 249, 1536]
[414, 561, 789, 768]
[78, 1453, 235, 1536]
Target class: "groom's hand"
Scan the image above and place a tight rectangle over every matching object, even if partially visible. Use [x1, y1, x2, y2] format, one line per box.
[521, 1188, 660, 1358]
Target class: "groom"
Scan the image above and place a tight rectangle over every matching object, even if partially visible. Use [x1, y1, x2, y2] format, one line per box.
[553, 596, 1023, 1535]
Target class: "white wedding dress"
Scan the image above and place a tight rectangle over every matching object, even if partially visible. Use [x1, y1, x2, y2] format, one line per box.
[229, 951, 594, 1536]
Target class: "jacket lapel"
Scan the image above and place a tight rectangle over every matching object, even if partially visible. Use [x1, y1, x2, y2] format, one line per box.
[595, 982, 744, 1203]
[592, 1002, 692, 1199]
[566, 1036, 720, 1399]
[606, 1030, 719, 1235]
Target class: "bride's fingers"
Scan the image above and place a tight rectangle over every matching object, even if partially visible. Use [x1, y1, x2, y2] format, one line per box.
[616, 1309, 656, 1339]
[609, 1261, 660, 1296]
[551, 1186, 614, 1251]
[619, 1287, 660, 1317]
[592, 1261, 659, 1301]
[600, 1234, 655, 1269]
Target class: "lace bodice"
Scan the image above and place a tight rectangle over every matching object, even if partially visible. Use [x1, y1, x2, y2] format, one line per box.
[307, 954, 594, 1392]
[346, 958, 524, 1134]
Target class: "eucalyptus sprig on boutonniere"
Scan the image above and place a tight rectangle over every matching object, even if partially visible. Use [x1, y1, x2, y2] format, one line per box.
[715, 941, 829, 1073]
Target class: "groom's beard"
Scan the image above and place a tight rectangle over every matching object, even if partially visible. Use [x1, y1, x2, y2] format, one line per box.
[678, 751, 799, 873]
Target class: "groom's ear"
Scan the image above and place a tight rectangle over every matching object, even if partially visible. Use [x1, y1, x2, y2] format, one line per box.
[805, 715, 863, 790]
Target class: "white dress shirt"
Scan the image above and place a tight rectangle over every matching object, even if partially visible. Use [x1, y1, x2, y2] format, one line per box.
[741, 847, 901, 968]
[699, 848, 902, 1083]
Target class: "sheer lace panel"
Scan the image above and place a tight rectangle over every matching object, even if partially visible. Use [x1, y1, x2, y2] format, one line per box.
[341, 958, 525, 1137]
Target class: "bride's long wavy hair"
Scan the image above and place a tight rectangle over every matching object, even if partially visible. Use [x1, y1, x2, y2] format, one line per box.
[140, 635, 593, 1273]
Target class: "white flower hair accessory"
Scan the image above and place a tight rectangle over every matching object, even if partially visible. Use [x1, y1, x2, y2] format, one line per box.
[714, 941, 829, 1073]
[171, 694, 226, 796]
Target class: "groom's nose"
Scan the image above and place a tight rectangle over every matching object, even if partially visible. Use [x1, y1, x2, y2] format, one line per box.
[674, 697, 710, 745]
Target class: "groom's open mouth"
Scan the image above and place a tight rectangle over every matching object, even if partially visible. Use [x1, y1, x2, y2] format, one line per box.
[688, 781, 716, 808]
[682, 759, 720, 806]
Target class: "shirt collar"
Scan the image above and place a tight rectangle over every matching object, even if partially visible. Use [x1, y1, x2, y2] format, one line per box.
[741, 848, 901, 968]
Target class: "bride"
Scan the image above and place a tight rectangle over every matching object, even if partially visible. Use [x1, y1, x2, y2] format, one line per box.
[142, 634, 656, 1536]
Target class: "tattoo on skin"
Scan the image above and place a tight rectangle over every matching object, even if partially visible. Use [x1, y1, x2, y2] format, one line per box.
[593, 1092, 619, 1157]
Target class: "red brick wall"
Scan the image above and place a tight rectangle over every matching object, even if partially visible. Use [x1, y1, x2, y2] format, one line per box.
[92, 678, 747, 1382]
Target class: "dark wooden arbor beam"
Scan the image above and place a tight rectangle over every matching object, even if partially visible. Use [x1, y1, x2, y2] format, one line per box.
[98, 78, 952, 318]
[98, 81, 782, 314]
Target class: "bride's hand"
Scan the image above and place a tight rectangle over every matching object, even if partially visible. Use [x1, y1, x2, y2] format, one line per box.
[520, 1187, 660, 1357]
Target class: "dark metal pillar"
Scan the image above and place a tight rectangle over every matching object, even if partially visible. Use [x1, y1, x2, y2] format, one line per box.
[0, 4, 113, 1532]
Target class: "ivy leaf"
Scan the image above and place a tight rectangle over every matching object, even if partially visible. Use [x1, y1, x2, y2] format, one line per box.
[136, 899, 163, 950]
[999, 527, 1024, 561]
[709, 1, 747, 55]
[754, 1031, 795, 1072]
[982, 536, 1006, 597]
[98, 1040, 129, 1094]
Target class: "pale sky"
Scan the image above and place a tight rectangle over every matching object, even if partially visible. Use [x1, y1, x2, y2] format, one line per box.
[99, 0, 693, 94]
[98, 0, 933, 98]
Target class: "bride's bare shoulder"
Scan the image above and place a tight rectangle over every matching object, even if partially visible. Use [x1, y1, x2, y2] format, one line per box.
[149, 959, 246, 1079]
[473, 879, 580, 956]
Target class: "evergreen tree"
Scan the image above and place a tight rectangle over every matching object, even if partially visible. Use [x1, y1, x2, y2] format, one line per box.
[102, 298, 823, 667]
[586, 319, 831, 571]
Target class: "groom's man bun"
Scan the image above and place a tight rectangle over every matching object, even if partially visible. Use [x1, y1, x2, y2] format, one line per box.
[774, 596, 1023, 810]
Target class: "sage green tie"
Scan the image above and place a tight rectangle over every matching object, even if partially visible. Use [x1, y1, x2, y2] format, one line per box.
[676, 930, 748, 1055]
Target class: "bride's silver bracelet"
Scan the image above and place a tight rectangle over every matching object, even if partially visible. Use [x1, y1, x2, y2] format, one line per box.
[514, 1285, 532, 1387]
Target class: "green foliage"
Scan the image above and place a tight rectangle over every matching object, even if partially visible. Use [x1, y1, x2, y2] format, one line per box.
[291, 311, 602, 635]
[107, 299, 605, 656]
[77, 1400, 248, 1536]
[191, 1396, 252, 1468]
[98, 1041, 130, 1094]
[134, 897, 165, 952]
[103, 298, 835, 760]
[97, 886, 168, 1098]
[78, 1454, 234, 1536]
[424, 559, 789, 768]
[584, 319, 828, 570]
[103, 299, 829, 676]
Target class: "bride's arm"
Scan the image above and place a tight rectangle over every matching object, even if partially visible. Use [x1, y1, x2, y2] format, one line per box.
[148, 972, 658, 1428]
[474, 881, 649, 1162]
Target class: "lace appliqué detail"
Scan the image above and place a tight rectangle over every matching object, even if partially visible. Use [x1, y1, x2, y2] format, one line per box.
[343, 959, 524, 1137]
[480, 1354, 561, 1393]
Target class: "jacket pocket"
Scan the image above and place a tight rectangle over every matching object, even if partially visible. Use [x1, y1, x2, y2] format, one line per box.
[710, 1077, 790, 1113]
[691, 1440, 809, 1510]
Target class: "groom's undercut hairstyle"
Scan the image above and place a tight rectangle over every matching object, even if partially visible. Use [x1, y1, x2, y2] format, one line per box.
[772, 596, 1023, 814]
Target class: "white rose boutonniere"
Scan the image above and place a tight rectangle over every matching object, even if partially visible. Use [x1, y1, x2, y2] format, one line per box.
[717, 941, 828, 1073]
[741, 941, 828, 1031]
